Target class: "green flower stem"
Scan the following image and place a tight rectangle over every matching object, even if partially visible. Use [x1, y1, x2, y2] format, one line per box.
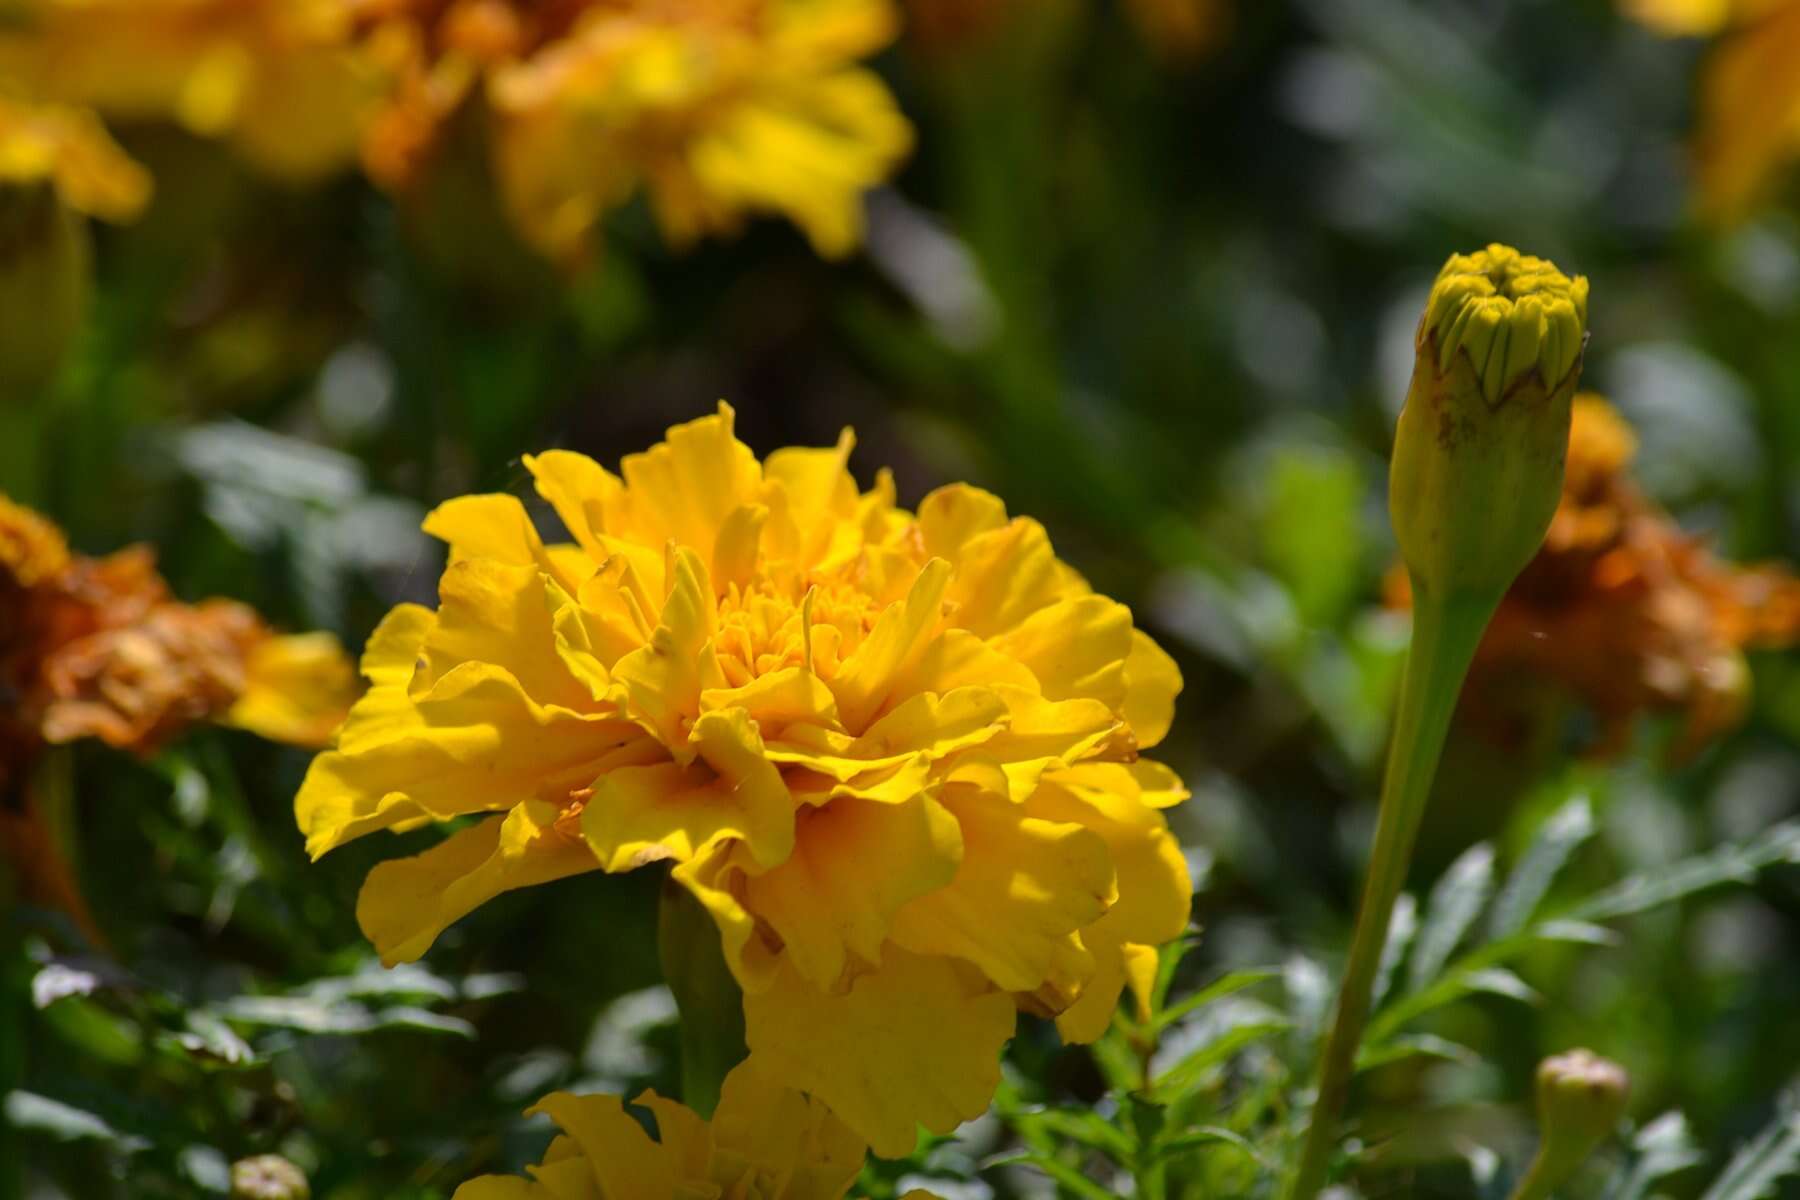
[1286, 585, 1498, 1200]
[657, 873, 747, 1120]
[1505, 1148, 1568, 1200]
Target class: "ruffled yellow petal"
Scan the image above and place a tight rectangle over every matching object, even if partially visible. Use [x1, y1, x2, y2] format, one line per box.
[423, 494, 582, 591]
[710, 1055, 865, 1197]
[524, 449, 629, 561]
[356, 802, 601, 965]
[916, 483, 1008, 561]
[610, 546, 722, 753]
[616, 403, 764, 556]
[888, 784, 1115, 991]
[296, 665, 645, 857]
[582, 708, 793, 873]
[528, 1092, 677, 1198]
[1029, 763, 1193, 1043]
[988, 594, 1132, 709]
[335, 603, 437, 754]
[1121, 628, 1182, 749]
[744, 793, 961, 987]
[829, 557, 951, 731]
[423, 559, 595, 711]
[743, 948, 1015, 1158]
[941, 517, 1070, 639]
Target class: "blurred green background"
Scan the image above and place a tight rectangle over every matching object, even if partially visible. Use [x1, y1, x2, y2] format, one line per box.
[8, 0, 1800, 1196]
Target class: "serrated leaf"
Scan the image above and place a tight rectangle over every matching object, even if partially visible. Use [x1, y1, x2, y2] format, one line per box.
[1605, 1112, 1706, 1200]
[1490, 795, 1595, 936]
[1009, 1107, 1134, 1160]
[1154, 1124, 1271, 1170]
[1356, 1033, 1479, 1073]
[1407, 844, 1496, 994]
[1532, 919, 1618, 946]
[1460, 968, 1538, 1004]
[4, 1091, 148, 1151]
[1700, 1095, 1800, 1200]
[1573, 823, 1800, 924]
[983, 1152, 1120, 1200]
[1152, 969, 1277, 1033]
[212, 996, 474, 1038]
[1152, 1017, 1291, 1100]
[1374, 892, 1418, 1009]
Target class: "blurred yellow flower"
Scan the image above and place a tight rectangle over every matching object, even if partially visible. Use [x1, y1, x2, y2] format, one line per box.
[298, 402, 1191, 1154]
[0, 0, 376, 182]
[231, 632, 365, 749]
[1621, 0, 1800, 221]
[454, 1058, 940, 1200]
[352, 0, 913, 261]
[0, 96, 151, 222]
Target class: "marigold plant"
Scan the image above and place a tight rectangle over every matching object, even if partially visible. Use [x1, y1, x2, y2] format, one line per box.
[296, 402, 1191, 1154]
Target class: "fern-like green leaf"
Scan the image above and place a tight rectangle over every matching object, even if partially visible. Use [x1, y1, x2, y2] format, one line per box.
[1700, 1093, 1800, 1200]
[1406, 843, 1496, 993]
[1489, 794, 1595, 936]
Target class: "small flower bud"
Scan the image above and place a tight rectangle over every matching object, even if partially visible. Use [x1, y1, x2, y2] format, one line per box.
[1514, 1049, 1630, 1198]
[1536, 1048, 1629, 1146]
[1390, 244, 1589, 604]
[230, 1155, 310, 1200]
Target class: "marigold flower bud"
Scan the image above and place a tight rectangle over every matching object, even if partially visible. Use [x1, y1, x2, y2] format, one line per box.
[1536, 1048, 1629, 1146]
[230, 1155, 310, 1200]
[1511, 1049, 1630, 1199]
[1391, 244, 1589, 602]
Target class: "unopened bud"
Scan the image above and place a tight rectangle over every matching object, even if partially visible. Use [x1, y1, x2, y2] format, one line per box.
[1536, 1048, 1629, 1145]
[230, 1155, 310, 1200]
[1391, 244, 1589, 603]
[1514, 1049, 1630, 1198]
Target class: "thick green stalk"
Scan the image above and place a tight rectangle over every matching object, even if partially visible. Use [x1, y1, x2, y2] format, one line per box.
[656, 874, 747, 1119]
[1286, 586, 1497, 1200]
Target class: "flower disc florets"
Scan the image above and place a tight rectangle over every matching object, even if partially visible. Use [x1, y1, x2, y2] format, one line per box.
[296, 404, 1192, 1154]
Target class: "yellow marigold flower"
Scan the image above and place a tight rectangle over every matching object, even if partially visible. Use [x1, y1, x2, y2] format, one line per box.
[297, 403, 1191, 1155]
[455, 1058, 941, 1200]
[0, 0, 376, 182]
[494, 0, 913, 261]
[351, 0, 913, 261]
[1621, 0, 1800, 221]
